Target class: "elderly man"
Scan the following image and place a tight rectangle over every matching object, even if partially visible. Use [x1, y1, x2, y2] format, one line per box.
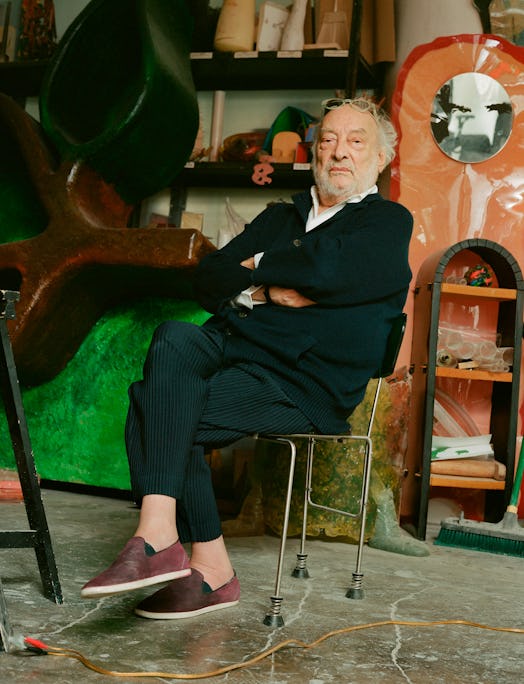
[81, 98, 413, 620]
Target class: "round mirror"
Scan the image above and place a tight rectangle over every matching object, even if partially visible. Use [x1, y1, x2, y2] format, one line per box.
[430, 73, 513, 163]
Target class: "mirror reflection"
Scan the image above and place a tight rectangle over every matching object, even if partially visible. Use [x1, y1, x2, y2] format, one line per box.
[431, 72, 513, 162]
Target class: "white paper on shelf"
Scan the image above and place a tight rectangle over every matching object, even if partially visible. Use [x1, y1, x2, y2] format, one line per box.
[431, 435, 493, 460]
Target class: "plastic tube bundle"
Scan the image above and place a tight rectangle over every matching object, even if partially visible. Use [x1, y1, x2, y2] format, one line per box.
[437, 325, 513, 372]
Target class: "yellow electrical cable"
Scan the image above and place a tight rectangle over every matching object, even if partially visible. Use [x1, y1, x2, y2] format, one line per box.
[24, 618, 524, 680]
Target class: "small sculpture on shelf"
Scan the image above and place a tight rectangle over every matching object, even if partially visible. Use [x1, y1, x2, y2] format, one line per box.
[464, 262, 495, 287]
[280, 0, 308, 51]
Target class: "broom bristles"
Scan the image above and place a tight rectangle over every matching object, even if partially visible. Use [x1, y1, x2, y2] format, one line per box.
[435, 512, 524, 558]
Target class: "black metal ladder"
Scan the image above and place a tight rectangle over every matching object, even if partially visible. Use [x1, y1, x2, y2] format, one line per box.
[0, 290, 62, 604]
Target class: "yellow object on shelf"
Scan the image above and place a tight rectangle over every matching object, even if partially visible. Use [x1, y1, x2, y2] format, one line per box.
[214, 0, 256, 52]
[271, 131, 302, 162]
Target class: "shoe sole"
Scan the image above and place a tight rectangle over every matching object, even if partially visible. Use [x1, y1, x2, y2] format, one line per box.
[80, 567, 192, 599]
[134, 598, 240, 620]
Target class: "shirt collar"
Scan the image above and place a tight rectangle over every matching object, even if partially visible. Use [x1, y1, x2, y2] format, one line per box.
[310, 184, 378, 213]
[306, 184, 378, 231]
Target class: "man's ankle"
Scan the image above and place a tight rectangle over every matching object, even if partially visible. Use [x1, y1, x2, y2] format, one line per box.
[190, 563, 234, 591]
[133, 534, 179, 553]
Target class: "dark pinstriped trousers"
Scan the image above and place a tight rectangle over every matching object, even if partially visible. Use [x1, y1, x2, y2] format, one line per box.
[125, 320, 314, 544]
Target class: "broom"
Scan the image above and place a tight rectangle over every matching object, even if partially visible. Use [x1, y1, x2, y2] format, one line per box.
[434, 438, 524, 557]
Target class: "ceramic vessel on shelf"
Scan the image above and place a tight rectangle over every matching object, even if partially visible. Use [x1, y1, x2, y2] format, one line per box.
[280, 0, 308, 51]
[214, 0, 256, 52]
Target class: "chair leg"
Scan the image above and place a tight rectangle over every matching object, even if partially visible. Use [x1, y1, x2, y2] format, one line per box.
[263, 437, 297, 627]
[292, 437, 314, 579]
[347, 439, 372, 600]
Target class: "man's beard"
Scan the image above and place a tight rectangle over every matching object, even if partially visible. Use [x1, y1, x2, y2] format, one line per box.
[313, 168, 357, 201]
[313, 162, 378, 203]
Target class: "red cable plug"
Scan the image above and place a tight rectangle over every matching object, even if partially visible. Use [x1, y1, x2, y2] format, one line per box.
[24, 637, 49, 654]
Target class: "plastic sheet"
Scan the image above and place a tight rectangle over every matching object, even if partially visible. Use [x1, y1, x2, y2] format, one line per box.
[391, 34, 524, 451]
[368, 487, 430, 557]
[433, 387, 482, 437]
[217, 198, 247, 248]
[0, 298, 211, 488]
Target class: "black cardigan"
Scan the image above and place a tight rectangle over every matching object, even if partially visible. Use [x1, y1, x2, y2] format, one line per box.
[193, 190, 413, 433]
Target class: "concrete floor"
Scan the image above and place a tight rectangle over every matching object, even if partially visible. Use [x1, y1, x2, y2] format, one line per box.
[1, 488, 523, 683]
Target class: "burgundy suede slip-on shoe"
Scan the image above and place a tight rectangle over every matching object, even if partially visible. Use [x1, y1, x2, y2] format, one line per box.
[80, 537, 191, 598]
[134, 568, 240, 619]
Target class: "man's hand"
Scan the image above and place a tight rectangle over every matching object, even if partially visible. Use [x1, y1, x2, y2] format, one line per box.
[263, 286, 316, 308]
[240, 257, 256, 270]
[240, 257, 315, 307]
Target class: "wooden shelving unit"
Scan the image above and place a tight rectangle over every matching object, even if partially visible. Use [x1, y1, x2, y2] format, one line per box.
[190, 49, 379, 92]
[0, 49, 381, 98]
[403, 238, 524, 539]
[0, 1, 381, 199]
[176, 161, 313, 189]
[167, 2, 382, 219]
[435, 367, 512, 382]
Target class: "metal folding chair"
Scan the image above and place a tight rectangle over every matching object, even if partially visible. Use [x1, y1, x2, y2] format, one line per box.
[257, 313, 406, 626]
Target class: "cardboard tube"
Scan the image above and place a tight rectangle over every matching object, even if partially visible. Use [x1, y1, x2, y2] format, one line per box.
[209, 90, 225, 162]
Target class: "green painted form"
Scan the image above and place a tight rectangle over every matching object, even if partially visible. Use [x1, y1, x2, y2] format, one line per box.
[0, 298, 210, 490]
[0, 296, 409, 542]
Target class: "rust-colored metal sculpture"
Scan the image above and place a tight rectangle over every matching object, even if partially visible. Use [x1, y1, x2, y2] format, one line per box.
[0, 0, 216, 385]
[0, 95, 215, 385]
[0, 94, 214, 385]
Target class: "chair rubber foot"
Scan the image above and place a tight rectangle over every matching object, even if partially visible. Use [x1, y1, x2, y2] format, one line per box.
[263, 614, 284, 627]
[292, 567, 310, 579]
[346, 587, 364, 600]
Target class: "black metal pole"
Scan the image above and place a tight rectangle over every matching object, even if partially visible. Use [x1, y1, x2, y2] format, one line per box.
[0, 290, 62, 604]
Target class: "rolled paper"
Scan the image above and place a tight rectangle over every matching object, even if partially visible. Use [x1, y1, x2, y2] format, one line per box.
[209, 90, 225, 162]
[498, 347, 514, 365]
[477, 340, 497, 361]
[456, 341, 476, 359]
[479, 360, 508, 373]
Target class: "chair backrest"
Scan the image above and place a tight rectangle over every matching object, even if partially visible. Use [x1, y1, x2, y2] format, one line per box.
[377, 312, 407, 378]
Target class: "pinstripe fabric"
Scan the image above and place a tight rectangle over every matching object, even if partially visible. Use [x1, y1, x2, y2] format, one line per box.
[125, 320, 313, 543]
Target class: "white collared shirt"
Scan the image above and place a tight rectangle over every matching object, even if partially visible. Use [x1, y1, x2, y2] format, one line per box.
[306, 184, 378, 231]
